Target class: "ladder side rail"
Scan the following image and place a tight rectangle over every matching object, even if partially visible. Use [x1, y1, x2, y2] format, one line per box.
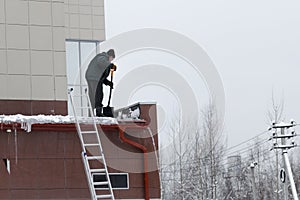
[82, 152, 97, 200]
[68, 89, 96, 200]
[85, 91, 115, 200]
[68, 89, 86, 149]
[85, 88, 96, 119]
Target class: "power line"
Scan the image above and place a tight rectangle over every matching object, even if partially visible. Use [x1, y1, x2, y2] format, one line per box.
[225, 137, 269, 157]
[160, 129, 272, 167]
[226, 130, 269, 152]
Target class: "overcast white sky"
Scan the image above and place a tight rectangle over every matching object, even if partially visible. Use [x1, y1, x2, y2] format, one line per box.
[104, 0, 300, 147]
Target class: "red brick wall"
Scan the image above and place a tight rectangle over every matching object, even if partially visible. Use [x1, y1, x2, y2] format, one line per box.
[0, 100, 68, 115]
[0, 123, 161, 199]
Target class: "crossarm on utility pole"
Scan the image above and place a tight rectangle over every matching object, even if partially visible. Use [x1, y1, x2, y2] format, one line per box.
[270, 121, 299, 200]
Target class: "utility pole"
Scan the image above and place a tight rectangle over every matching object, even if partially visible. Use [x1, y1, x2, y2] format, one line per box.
[270, 120, 299, 200]
[281, 127, 288, 200]
[275, 147, 279, 200]
[249, 162, 258, 200]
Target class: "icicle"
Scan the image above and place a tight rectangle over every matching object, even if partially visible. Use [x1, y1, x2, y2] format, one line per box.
[21, 122, 26, 131]
[0, 118, 3, 131]
[21, 121, 25, 129]
[14, 126, 18, 165]
[147, 127, 160, 168]
[26, 121, 32, 132]
[3, 159, 10, 174]
[146, 127, 162, 193]
[7, 159, 10, 174]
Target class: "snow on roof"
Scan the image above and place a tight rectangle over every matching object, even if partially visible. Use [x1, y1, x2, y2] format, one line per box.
[0, 114, 118, 132]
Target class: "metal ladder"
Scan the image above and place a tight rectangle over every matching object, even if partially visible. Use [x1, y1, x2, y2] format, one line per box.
[68, 88, 115, 200]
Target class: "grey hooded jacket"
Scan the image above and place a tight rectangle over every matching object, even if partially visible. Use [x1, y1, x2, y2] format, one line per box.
[85, 52, 111, 81]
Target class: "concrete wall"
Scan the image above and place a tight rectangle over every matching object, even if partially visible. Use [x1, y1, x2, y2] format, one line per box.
[64, 0, 105, 41]
[0, 0, 105, 115]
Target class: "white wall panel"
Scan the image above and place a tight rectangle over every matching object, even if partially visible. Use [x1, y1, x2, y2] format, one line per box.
[0, 24, 5, 48]
[53, 27, 65, 51]
[7, 75, 31, 99]
[0, 75, 7, 98]
[0, 0, 5, 23]
[31, 76, 54, 100]
[7, 50, 30, 75]
[55, 76, 67, 100]
[6, 25, 29, 49]
[30, 26, 52, 50]
[65, 0, 105, 40]
[0, 50, 7, 74]
[79, 14, 92, 29]
[31, 50, 53, 75]
[54, 51, 66, 76]
[52, 2, 65, 27]
[6, 0, 28, 25]
[29, 1, 52, 26]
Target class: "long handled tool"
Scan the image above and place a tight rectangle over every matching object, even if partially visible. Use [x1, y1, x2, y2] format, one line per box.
[103, 70, 114, 117]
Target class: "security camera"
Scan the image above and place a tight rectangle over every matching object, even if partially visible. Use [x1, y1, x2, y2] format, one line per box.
[250, 162, 258, 168]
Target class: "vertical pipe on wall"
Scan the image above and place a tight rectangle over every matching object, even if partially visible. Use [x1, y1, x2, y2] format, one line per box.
[118, 128, 150, 200]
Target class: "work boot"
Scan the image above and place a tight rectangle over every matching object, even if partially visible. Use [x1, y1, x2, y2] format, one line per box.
[96, 107, 104, 117]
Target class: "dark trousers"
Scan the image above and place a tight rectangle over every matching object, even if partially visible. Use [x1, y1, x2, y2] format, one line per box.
[95, 80, 104, 109]
[87, 79, 99, 110]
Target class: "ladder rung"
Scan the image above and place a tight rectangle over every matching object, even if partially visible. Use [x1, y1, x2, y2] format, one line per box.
[96, 194, 112, 199]
[93, 181, 109, 186]
[90, 168, 106, 173]
[71, 94, 86, 97]
[84, 143, 99, 147]
[81, 131, 97, 134]
[87, 156, 103, 160]
[95, 188, 109, 191]
[76, 106, 90, 109]
[69, 92, 114, 199]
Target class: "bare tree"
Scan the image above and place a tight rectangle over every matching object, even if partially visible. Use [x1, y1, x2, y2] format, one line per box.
[200, 102, 226, 200]
[160, 92, 300, 200]
[160, 102, 226, 200]
[267, 93, 285, 200]
[267, 91, 284, 125]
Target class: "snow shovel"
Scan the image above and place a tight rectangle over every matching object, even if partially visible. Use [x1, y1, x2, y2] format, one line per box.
[103, 70, 114, 117]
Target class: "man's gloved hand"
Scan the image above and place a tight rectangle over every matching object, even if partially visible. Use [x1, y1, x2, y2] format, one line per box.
[111, 63, 117, 71]
[107, 81, 114, 89]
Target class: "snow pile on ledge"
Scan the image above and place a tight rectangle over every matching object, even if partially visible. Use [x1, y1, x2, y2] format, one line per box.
[0, 114, 118, 132]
